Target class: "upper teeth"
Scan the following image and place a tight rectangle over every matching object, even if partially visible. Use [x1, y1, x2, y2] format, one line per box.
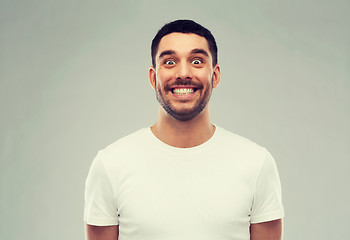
[173, 88, 194, 94]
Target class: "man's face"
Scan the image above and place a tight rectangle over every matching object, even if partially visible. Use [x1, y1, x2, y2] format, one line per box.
[150, 33, 220, 121]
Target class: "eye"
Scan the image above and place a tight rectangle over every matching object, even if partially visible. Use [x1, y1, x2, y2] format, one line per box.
[191, 59, 202, 64]
[165, 60, 176, 65]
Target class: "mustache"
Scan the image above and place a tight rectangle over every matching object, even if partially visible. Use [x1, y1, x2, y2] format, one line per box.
[163, 79, 203, 91]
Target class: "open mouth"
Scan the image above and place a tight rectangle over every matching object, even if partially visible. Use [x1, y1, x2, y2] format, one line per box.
[171, 87, 198, 95]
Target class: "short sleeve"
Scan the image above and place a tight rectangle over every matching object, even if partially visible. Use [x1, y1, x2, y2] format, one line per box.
[84, 151, 119, 226]
[250, 149, 284, 224]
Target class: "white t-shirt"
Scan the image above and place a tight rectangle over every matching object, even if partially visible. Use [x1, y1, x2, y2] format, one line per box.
[84, 126, 284, 240]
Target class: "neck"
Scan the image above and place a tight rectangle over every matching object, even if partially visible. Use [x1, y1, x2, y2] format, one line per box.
[150, 106, 215, 148]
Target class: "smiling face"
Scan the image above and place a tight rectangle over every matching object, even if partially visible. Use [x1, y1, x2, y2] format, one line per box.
[149, 33, 220, 121]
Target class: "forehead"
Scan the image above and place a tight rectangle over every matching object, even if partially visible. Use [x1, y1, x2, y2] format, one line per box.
[157, 33, 211, 57]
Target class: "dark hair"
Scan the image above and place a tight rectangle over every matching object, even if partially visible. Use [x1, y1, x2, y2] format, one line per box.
[151, 19, 218, 67]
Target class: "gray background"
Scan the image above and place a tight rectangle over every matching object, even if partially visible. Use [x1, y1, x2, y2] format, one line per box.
[1, 0, 349, 239]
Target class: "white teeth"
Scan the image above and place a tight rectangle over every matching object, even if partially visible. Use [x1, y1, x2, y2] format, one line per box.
[173, 88, 194, 95]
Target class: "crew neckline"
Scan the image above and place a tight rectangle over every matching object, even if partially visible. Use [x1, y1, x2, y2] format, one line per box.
[146, 124, 220, 154]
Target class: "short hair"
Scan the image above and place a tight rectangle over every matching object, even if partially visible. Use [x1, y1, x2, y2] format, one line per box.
[151, 19, 218, 67]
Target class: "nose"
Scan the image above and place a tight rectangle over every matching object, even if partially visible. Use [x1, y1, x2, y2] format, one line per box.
[175, 61, 192, 80]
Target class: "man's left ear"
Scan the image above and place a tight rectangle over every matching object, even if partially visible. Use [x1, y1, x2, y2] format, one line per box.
[212, 64, 221, 88]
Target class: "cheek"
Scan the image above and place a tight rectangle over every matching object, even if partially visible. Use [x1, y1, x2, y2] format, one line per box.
[197, 71, 212, 83]
[193, 67, 212, 79]
[156, 71, 173, 86]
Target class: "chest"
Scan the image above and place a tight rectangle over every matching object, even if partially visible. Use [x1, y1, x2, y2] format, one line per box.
[113, 155, 255, 239]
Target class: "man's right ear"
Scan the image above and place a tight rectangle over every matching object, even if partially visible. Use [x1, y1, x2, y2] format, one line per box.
[148, 66, 156, 90]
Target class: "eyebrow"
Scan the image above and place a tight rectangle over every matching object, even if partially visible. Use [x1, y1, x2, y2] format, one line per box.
[158, 48, 210, 60]
[190, 48, 209, 58]
[158, 50, 176, 60]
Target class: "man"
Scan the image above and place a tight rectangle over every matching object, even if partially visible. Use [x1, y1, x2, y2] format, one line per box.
[84, 19, 284, 240]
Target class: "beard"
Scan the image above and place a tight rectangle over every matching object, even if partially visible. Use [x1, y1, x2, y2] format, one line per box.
[155, 77, 213, 121]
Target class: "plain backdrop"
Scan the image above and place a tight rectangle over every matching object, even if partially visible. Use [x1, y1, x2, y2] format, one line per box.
[1, 0, 349, 239]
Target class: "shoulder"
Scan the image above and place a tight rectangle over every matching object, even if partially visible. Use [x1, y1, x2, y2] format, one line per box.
[94, 128, 151, 164]
[214, 126, 279, 182]
[215, 126, 267, 154]
[103, 128, 150, 152]
[213, 126, 273, 169]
